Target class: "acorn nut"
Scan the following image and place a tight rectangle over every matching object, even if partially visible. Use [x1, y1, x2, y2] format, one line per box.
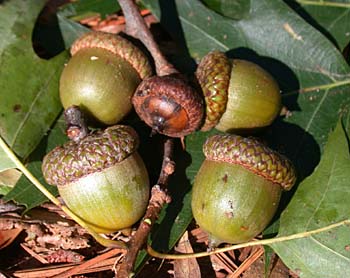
[132, 74, 204, 137]
[42, 125, 150, 233]
[196, 51, 282, 132]
[60, 31, 153, 125]
[191, 134, 296, 247]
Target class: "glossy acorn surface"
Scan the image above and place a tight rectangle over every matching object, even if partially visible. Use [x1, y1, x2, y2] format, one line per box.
[191, 134, 296, 246]
[42, 125, 150, 233]
[60, 31, 152, 125]
[132, 74, 204, 137]
[196, 51, 282, 132]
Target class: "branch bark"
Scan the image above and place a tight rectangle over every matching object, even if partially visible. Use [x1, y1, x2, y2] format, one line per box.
[117, 138, 174, 276]
[118, 0, 177, 76]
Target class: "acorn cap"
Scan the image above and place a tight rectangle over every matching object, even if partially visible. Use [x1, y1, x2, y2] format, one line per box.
[71, 31, 152, 80]
[196, 51, 231, 131]
[42, 125, 139, 187]
[203, 134, 296, 190]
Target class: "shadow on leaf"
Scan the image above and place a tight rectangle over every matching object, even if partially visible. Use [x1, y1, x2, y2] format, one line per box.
[263, 120, 321, 220]
[157, 0, 198, 73]
[227, 47, 300, 112]
[150, 139, 193, 251]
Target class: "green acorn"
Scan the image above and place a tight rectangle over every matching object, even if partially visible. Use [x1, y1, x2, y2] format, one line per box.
[196, 51, 281, 132]
[42, 125, 150, 233]
[60, 31, 153, 125]
[191, 134, 296, 247]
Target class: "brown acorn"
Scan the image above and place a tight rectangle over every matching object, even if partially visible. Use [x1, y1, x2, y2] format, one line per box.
[132, 74, 204, 137]
[196, 51, 282, 132]
[60, 31, 153, 125]
[191, 134, 296, 247]
[42, 125, 150, 233]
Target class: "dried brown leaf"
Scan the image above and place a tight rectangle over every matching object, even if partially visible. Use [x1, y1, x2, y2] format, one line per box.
[210, 252, 237, 274]
[228, 246, 264, 278]
[0, 169, 21, 186]
[0, 227, 23, 249]
[173, 231, 201, 278]
[44, 249, 85, 264]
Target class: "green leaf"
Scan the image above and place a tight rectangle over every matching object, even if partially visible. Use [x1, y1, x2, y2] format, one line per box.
[341, 102, 350, 137]
[57, 14, 90, 49]
[0, 186, 12, 196]
[263, 246, 275, 277]
[0, 149, 16, 171]
[287, 0, 350, 51]
[270, 121, 350, 277]
[4, 161, 58, 212]
[3, 116, 67, 211]
[0, 0, 68, 159]
[58, 0, 120, 21]
[201, 0, 250, 20]
[56, 0, 120, 49]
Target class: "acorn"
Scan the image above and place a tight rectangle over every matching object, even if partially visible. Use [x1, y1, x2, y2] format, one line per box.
[191, 134, 296, 247]
[60, 31, 153, 125]
[42, 125, 150, 233]
[196, 51, 282, 132]
[132, 74, 204, 137]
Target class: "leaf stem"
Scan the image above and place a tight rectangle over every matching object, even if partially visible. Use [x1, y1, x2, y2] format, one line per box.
[296, 0, 350, 8]
[0, 135, 127, 249]
[0, 136, 59, 206]
[147, 219, 350, 259]
[283, 79, 350, 97]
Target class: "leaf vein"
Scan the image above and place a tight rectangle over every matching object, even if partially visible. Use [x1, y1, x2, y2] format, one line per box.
[179, 17, 230, 51]
[304, 151, 335, 229]
[310, 235, 350, 262]
[305, 88, 329, 132]
[10, 66, 57, 148]
[328, 9, 349, 30]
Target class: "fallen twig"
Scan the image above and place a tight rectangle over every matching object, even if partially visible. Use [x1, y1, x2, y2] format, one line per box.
[117, 138, 174, 276]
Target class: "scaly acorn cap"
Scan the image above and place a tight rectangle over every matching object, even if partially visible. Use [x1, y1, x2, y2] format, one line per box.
[42, 125, 139, 187]
[70, 31, 152, 80]
[196, 51, 231, 131]
[203, 134, 296, 190]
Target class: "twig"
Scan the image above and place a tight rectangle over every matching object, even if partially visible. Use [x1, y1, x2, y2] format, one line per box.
[64, 105, 89, 142]
[117, 138, 174, 276]
[118, 0, 177, 76]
